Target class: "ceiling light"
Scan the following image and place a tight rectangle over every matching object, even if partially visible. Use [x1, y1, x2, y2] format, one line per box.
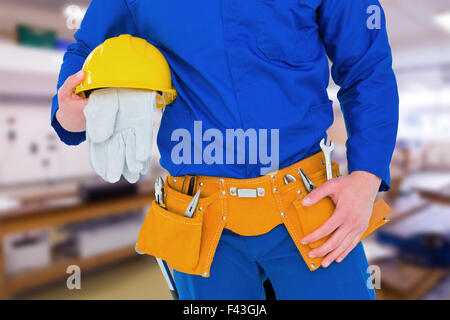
[63, 4, 87, 30]
[434, 11, 450, 33]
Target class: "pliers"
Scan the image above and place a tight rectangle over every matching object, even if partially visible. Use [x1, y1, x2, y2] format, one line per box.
[298, 168, 316, 193]
[184, 189, 201, 218]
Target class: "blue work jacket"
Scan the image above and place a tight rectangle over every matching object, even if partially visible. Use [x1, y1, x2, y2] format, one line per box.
[51, 0, 398, 190]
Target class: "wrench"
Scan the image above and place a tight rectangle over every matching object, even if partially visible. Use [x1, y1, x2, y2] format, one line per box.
[319, 138, 334, 181]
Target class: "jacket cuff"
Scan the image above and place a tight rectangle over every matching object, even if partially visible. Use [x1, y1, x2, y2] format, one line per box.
[347, 162, 390, 192]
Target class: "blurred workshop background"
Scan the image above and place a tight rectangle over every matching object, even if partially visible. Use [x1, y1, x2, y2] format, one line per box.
[0, 0, 449, 300]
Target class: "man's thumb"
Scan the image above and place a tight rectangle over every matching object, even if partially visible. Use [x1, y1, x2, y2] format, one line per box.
[73, 69, 85, 82]
[67, 70, 85, 89]
[59, 70, 85, 98]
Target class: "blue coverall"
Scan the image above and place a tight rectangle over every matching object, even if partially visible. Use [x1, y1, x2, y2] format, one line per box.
[52, 0, 399, 299]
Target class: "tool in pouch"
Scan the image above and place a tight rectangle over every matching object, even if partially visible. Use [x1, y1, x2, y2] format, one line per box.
[283, 174, 296, 184]
[185, 190, 201, 218]
[296, 140, 335, 250]
[183, 176, 202, 218]
[187, 176, 196, 196]
[154, 176, 179, 300]
[153, 176, 201, 298]
[294, 139, 391, 269]
[320, 138, 334, 181]
[136, 152, 391, 275]
[298, 137, 334, 193]
[297, 138, 334, 192]
[298, 168, 316, 193]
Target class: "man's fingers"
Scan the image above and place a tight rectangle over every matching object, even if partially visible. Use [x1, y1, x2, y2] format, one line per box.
[58, 70, 85, 99]
[302, 179, 337, 206]
[71, 93, 88, 103]
[320, 230, 359, 268]
[336, 233, 364, 263]
[307, 222, 353, 258]
[71, 96, 89, 112]
[301, 205, 348, 245]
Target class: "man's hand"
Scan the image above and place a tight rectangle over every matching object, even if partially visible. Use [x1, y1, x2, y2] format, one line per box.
[56, 70, 88, 132]
[301, 170, 381, 268]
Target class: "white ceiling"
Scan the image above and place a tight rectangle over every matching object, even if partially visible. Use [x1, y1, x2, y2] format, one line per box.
[7, 0, 91, 11]
[2, 0, 450, 48]
[382, 0, 450, 50]
[1, 0, 449, 71]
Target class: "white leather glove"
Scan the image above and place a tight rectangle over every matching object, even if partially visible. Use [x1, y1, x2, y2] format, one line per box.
[84, 88, 156, 183]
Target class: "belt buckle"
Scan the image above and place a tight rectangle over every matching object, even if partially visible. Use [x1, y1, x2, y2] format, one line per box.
[230, 187, 265, 198]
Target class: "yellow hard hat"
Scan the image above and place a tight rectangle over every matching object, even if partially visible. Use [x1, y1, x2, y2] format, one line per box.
[75, 34, 177, 108]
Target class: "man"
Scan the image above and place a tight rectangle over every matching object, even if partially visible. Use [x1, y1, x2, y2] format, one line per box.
[52, 0, 398, 299]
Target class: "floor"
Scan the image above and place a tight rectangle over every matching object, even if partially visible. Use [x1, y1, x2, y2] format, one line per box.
[17, 254, 450, 300]
[19, 257, 172, 300]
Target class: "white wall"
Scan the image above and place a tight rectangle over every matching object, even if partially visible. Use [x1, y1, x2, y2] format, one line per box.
[0, 104, 92, 186]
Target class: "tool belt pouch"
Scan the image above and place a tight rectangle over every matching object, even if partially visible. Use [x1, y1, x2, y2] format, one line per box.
[293, 197, 392, 249]
[136, 200, 203, 270]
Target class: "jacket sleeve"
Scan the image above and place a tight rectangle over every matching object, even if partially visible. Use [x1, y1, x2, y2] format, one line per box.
[51, 0, 138, 145]
[318, 0, 399, 191]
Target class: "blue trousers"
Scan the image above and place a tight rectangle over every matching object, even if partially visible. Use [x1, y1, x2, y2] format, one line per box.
[173, 224, 376, 300]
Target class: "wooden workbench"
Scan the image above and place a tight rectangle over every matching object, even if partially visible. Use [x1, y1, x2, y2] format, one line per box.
[0, 191, 154, 299]
[416, 184, 450, 206]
